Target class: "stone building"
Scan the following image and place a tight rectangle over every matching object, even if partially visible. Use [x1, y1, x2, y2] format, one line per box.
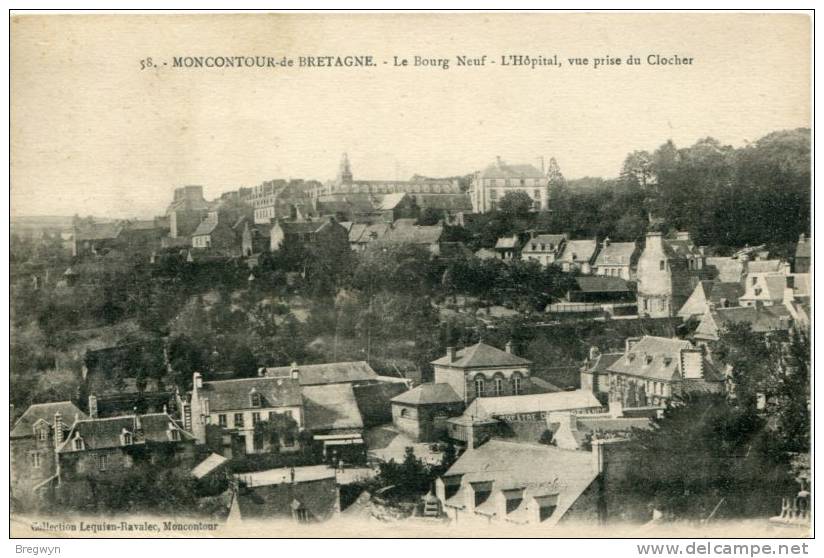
[270, 217, 350, 253]
[605, 336, 724, 408]
[635, 231, 695, 318]
[11, 401, 87, 508]
[314, 153, 460, 198]
[390, 383, 465, 442]
[558, 238, 599, 274]
[166, 185, 210, 239]
[592, 238, 639, 280]
[470, 157, 550, 213]
[432, 341, 532, 404]
[56, 411, 197, 495]
[521, 233, 567, 266]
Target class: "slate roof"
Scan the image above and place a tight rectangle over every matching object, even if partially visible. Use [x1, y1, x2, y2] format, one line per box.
[372, 193, 408, 211]
[695, 305, 793, 340]
[411, 193, 472, 212]
[349, 222, 390, 244]
[381, 222, 444, 245]
[584, 352, 624, 373]
[594, 241, 638, 266]
[480, 162, 545, 179]
[391, 383, 462, 405]
[57, 413, 193, 452]
[495, 235, 521, 250]
[431, 342, 532, 368]
[607, 336, 722, 382]
[74, 222, 123, 241]
[192, 452, 229, 479]
[573, 276, 632, 293]
[198, 377, 303, 412]
[301, 383, 364, 431]
[522, 234, 566, 252]
[234, 468, 339, 522]
[743, 273, 789, 302]
[11, 401, 87, 439]
[705, 257, 746, 283]
[443, 440, 598, 525]
[559, 239, 599, 263]
[463, 390, 602, 419]
[263, 361, 378, 386]
[706, 281, 745, 304]
[192, 218, 220, 237]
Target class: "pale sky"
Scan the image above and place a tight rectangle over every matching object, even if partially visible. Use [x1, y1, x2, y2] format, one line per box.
[11, 13, 811, 218]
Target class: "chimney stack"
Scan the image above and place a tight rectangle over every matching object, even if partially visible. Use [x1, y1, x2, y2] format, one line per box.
[290, 362, 300, 381]
[603, 237, 611, 247]
[88, 394, 98, 419]
[505, 341, 514, 354]
[447, 346, 457, 362]
[53, 412, 64, 447]
[589, 346, 600, 362]
[193, 372, 203, 390]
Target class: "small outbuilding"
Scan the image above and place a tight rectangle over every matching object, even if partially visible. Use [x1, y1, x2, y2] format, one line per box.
[390, 383, 465, 442]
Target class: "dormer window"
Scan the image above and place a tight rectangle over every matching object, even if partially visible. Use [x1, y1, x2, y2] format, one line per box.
[663, 357, 673, 367]
[168, 425, 181, 442]
[628, 353, 636, 362]
[37, 426, 48, 442]
[250, 388, 262, 408]
[73, 434, 84, 451]
[645, 355, 653, 365]
[120, 429, 133, 446]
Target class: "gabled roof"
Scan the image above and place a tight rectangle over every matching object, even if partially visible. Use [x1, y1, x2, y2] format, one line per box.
[57, 413, 193, 452]
[198, 377, 303, 412]
[263, 361, 378, 386]
[584, 352, 623, 374]
[381, 222, 443, 245]
[11, 401, 87, 439]
[372, 192, 409, 211]
[495, 235, 521, 249]
[464, 390, 602, 419]
[192, 218, 220, 237]
[608, 336, 723, 383]
[572, 276, 632, 293]
[559, 239, 599, 263]
[302, 383, 364, 431]
[443, 440, 598, 525]
[192, 452, 229, 479]
[696, 305, 793, 340]
[705, 257, 746, 283]
[391, 383, 462, 405]
[522, 234, 566, 252]
[74, 222, 123, 241]
[594, 241, 638, 266]
[743, 273, 789, 302]
[706, 281, 745, 304]
[480, 162, 545, 179]
[431, 342, 532, 368]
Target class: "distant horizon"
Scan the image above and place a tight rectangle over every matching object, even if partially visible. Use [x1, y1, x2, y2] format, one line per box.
[11, 14, 811, 219]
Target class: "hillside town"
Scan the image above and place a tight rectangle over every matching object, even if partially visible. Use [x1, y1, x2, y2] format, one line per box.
[10, 131, 811, 533]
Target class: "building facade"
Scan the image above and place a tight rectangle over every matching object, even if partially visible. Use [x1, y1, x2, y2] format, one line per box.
[470, 157, 550, 213]
[636, 231, 694, 318]
[432, 342, 532, 404]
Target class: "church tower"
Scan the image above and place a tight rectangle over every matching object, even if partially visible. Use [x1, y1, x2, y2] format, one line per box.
[337, 152, 353, 186]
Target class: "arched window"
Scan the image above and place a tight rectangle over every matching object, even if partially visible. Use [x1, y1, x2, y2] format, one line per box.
[475, 377, 485, 398]
[494, 378, 503, 396]
[513, 375, 522, 396]
[400, 408, 409, 418]
[121, 430, 133, 446]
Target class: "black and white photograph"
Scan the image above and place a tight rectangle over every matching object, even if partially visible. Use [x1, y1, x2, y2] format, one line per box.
[7, 9, 813, 542]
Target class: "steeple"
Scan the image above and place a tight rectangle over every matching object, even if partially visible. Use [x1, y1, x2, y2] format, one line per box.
[338, 152, 353, 185]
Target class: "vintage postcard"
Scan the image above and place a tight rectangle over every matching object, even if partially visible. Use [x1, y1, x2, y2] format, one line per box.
[9, 11, 812, 540]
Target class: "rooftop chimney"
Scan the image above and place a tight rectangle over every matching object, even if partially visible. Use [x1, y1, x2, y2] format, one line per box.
[495, 155, 503, 168]
[675, 231, 691, 241]
[505, 341, 514, 354]
[799, 233, 806, 242]
[53, 412, 64, 447]
[193, 372, 203, 390]
[290, 362, 299, 380]
[589, 346, 600, 362]
[603, 237, 611, 247]
[447, 346, 457, 362]
[88, 394, 98, 419]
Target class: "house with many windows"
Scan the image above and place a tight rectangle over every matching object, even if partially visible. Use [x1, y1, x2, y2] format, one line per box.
[521, 233, 566, 266]
[11, 401, 87, 508]
[432, 341, 532, 404]
[470, 157, 550, 213]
